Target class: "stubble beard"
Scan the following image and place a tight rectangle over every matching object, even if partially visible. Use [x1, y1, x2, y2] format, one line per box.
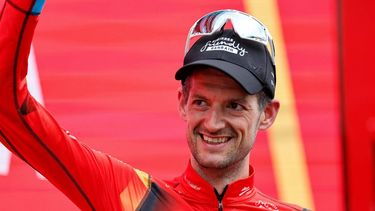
[187, 128, 250, 170]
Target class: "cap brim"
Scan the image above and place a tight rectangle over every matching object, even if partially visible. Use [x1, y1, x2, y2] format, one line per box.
[175, 59, 263, 95]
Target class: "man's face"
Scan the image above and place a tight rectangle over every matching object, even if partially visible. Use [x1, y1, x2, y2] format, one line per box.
[179, 67, 265, 169]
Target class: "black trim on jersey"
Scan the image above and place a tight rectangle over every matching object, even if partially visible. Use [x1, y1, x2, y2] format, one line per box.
[214, 186, 228, 211]
[137, 182, 181, 211]
[137, 182, 160, 211]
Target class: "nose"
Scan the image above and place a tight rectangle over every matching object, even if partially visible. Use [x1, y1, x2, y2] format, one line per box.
[203, 107, 226, 133]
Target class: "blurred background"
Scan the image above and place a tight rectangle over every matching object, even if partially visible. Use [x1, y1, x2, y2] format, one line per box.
[0, 0, 374, 210]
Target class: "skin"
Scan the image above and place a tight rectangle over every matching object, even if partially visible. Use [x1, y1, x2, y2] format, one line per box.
[178, 67, 280, 194]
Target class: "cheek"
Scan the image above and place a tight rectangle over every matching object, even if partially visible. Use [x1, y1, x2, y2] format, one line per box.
[186, 107, 203, 124]
[185, 110, 201, 132]
[236, 116, 259, 139]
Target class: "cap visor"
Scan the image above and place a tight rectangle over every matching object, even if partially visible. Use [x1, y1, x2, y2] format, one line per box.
[175, 59, 263, 95]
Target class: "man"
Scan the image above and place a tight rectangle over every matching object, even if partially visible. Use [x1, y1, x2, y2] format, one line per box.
[0, 0, 309, 210]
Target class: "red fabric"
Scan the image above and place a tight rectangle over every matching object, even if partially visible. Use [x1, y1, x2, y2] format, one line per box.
[170, 163, 304, 210]
[0, 0, 307, 210]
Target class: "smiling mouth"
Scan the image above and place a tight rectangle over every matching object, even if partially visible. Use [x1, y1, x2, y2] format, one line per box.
[200, 134, 231, 145]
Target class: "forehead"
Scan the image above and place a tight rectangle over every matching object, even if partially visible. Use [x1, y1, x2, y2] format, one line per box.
[188, 67, 248, 95]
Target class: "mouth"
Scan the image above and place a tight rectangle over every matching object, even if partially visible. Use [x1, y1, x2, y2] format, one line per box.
[200, 134, 231, 145]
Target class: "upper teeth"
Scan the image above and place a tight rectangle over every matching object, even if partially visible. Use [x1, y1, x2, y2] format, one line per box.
[202, 135, 228, 144]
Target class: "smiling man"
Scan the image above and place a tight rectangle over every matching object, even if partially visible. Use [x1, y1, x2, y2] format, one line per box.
[178, 67, 277, 193]
[173, 26, 297, 210]
[0, 0, 309, 210]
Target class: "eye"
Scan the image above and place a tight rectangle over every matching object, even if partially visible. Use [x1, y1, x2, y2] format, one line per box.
[228, 102, 245, 111]
[192, 99, 207, 107]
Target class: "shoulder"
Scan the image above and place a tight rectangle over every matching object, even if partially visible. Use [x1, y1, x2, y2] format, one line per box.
[253, 188, 311, 211]
[163, 174, 183, 189]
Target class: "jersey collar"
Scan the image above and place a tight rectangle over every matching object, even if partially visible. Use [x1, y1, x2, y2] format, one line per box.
[180, 161, 256, 204]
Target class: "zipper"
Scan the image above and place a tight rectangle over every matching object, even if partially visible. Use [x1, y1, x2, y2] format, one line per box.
[214, 186, 228, 211]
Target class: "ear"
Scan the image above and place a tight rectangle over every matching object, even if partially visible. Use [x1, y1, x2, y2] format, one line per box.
[259, 100, 280, 130]
[177, 87, 187, 121]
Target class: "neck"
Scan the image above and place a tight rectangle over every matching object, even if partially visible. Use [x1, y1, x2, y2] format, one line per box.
[191, 155, 250, 194]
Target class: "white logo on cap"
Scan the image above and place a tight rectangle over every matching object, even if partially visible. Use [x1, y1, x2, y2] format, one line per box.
[200, 37, 248, 56]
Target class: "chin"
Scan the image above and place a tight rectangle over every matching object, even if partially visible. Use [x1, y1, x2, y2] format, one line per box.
[195, 155, 234, 169]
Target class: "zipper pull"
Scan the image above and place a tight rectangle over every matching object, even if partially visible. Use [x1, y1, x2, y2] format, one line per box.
[214, 186, 228, 211]
[218, 200, 223, 211]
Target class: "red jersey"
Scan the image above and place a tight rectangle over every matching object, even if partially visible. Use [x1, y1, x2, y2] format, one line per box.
[0, 0, 309, 210]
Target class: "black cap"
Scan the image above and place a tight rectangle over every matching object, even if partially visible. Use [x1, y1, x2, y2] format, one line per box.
[175, 29, 276, 99]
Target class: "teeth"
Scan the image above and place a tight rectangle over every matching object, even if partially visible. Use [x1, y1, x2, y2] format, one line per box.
[202, 135, 228, 144]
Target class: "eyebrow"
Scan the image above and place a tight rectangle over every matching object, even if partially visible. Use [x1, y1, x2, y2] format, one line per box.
[190, 93, 207, 100]
[190, 92, 250, 104]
